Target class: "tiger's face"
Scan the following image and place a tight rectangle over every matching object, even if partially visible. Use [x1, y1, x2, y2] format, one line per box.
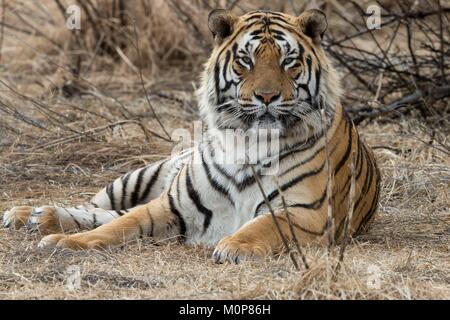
[199, 9, 340, 137]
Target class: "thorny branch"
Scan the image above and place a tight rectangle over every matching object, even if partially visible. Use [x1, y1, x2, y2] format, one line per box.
[325, 1, 449, 125]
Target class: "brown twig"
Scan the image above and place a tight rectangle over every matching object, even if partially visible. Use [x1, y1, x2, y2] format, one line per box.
[132, 21, 172, 142]
[275, 178, 309, 270]
[334, 150, 356, 278]
[0, 0, 5, 64]
[352, 85, 450, 125]
[320, 108, 335, 256]
[250, 165, 299, 270]
[31, 120, 168, 151]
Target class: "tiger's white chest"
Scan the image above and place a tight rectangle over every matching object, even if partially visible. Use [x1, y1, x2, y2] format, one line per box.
[185, 187, 262, 246]
[183, 162, 282, 246]
[165, 129, 324, 246]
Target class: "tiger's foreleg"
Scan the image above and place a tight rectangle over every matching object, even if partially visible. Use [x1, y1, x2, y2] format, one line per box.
[213, 209, 327, 263]
[2, 205, 127, 235]
[37, 193, 179, 250]
[2, 160, 168, 234]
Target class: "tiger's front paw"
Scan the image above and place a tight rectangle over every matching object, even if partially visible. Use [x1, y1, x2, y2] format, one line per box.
[38, 231, 112, 250]
[2, 206, 33, 229]
[212, 235, 270, 264]
[2, 206, 61, 234]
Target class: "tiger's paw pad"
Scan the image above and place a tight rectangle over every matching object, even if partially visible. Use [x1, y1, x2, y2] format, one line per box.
[212, 236, 268, 264]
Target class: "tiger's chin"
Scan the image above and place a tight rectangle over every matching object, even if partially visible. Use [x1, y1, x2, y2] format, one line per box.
[214, 112, 320, 140]
[248, 115, 317, 139]
[250, 114, 284, 131]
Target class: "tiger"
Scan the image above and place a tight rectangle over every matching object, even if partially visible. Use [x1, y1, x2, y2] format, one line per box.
[2, 9, 380, 264]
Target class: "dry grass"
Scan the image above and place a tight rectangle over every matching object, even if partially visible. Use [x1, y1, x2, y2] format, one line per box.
[0, 0, 449, 300]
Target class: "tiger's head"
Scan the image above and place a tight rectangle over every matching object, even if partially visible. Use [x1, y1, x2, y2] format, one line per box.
[198, 9, 341, 138]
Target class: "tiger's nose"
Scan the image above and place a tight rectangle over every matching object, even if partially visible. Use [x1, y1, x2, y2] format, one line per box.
[254, 90, 281, 104]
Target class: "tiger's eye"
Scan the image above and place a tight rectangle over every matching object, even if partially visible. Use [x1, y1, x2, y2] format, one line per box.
[241, 57, 252, 65]
[283, 58, 294, 66]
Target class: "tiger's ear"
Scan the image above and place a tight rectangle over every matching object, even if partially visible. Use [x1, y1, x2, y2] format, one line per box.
[208, 9, 237, 45]
[297, 9, 327, 45]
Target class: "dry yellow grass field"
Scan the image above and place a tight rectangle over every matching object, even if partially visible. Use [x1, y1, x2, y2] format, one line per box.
[0, 0, 449, 299]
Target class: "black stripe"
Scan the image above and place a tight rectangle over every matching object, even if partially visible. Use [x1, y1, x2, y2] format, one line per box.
[213, 111, 330, 197]
[92, 213, 99, 228]
[186, 168, 213, 231]
[249, 29, 262, 36]
[305, 55, 312, 84]
[279, 162, 326, 193]
[356, 166, 380, 235]
[131, 167, 148, 207]
[214, 62, 221, 104]
[297, 84, 311, 100]
[281, 146, 324, 177]
[363, 184, 379, 225]
[267, 12, 286, 18]
[255, 162, 325, 215]
[290, 189, 327, 210]
[338, 135, 363, 208]
[244, 13, 265, 21]
[139, 164, 163, 202]
[221, 49, 235, 92]
[334, 117, 353, 175]
[315, 63, 321, 98]
[209, 147, 250, 192]
[201, 150, 234, 206]
[68, 212, 82, 229]
[278, 131, 322, 162]
[216, 21, 261, 63]
[223, 50, 231, 82]
[106, 182, 116, 211]
[90, 202, 99, 208]
[268, 21, 307, 40]
[217, 101, 234, 113]
[212, 159, 258, 192]
[236, 175, 256, 192]
[269, 28, 286, 36]
[354, 145, 374, 212]
[120, 172, 132, 210]
[277, 215, 324, 236]
[268, 15, 294, 24]
[168, 193, 186, 237]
